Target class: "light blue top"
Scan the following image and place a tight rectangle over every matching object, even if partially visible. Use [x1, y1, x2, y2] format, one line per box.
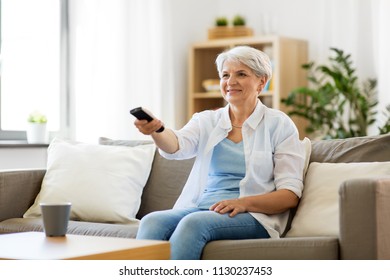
[197, 138, 245, 209]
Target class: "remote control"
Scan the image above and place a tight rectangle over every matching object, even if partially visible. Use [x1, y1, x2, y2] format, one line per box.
[130, 107, 165, 133]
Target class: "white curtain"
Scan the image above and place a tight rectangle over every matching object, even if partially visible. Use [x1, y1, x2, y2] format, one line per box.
[315, 0, 389, 134]
[372, 0, 390, 130]
[69, 0, 174, 142]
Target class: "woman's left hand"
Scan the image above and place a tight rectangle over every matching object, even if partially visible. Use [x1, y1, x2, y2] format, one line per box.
[210, 198, 247, 217]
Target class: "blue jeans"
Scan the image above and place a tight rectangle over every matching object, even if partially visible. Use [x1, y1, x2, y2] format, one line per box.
[136, 208, 270, 260]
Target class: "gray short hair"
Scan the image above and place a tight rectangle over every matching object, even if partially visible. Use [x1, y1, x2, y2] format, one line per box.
[215, 46, 272, 81]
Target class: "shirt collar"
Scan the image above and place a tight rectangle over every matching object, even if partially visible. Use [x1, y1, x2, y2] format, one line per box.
[219, 105, 232, 130]
[220, 101, 266, 130]
[246, 100, 266, 129]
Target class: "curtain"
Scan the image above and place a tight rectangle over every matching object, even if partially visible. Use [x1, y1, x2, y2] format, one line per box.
[372, 0, 390, 131]
[69, 0, 174, 142]
[316, 0, 389, 134]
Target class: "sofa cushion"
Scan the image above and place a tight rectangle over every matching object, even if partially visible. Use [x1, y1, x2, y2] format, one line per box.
[202, 237, 339, 260]
[310, 134, 390, 163]
[286, 161, 390, 237]
[23, 138, 155, 224]
[0, 218, 138, 238]
[98, 137, 194, 219]
[137, 152, 194, 219]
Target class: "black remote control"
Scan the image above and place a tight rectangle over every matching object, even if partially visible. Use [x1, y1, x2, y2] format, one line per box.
[130, 107, 165, 133]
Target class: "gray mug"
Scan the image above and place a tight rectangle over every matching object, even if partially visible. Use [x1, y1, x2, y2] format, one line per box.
[40, 202, 72, 237]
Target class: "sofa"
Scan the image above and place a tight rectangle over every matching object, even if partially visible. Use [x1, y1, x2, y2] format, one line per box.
[0, 134, 389, 260]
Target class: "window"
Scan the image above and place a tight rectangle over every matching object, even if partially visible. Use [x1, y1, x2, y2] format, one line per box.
[0, 0, 68, 141]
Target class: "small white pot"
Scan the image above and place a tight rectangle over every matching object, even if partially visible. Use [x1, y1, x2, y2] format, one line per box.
[27, 123, 48, 144]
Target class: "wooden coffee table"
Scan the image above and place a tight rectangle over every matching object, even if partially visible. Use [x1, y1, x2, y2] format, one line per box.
[0, 232, 170, 260]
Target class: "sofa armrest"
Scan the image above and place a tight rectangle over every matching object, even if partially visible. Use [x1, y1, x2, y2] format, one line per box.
[0, 169, 46, 222]
[339, 176, 390, 260]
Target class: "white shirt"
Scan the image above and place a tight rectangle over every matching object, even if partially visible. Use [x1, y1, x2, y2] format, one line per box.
[160, 102, 307, 238]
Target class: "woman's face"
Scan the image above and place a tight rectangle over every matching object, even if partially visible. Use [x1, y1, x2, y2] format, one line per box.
[220, 59, 266, 106]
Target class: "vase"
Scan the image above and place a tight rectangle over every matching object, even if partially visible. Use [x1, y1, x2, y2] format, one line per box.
[26, 123, 48, 144]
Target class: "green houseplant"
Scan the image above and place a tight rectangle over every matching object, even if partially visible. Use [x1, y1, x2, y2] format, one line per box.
[215, 17, 228, 26]
[282, 47, 390, 139]
[232, 15, 246, 26]
[209, 15, 253, 39]
[28, 111, 47, 124]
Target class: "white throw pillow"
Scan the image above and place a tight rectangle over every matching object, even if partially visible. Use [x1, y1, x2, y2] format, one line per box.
[24, 138, 155, 223]
[286, 161, 390, 237]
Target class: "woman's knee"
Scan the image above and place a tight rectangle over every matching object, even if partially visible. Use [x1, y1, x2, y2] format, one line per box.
[137, 209, 194, 240]
[174, 211, 213, 238]
[139, 212, 164, 228]
[136, 212, 173, 240]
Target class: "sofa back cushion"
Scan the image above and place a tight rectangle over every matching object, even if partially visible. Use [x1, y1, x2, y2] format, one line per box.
[98, 137, 194, 219]
[283, 134, 390, 236]
[136, 152, 194, 219]
[310, 134, 390, 163]
[286, 161, 390, 238]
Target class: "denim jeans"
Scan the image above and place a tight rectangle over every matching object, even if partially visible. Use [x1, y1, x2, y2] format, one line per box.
[136, 208, 270, 260]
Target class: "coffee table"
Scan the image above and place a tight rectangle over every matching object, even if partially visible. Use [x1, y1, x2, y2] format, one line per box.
[0, 232, 170, 260]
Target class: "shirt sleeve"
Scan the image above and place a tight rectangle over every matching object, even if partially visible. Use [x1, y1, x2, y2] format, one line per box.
[159, 113, 201, 160]
[272, 116, 306, 198]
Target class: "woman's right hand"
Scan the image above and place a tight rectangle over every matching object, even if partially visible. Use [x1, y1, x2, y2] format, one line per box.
[134, 118, 164, 135]
[133, 109, 179, 154]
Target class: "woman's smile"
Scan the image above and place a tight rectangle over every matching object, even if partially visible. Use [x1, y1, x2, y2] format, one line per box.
[227, 88, 242, 95]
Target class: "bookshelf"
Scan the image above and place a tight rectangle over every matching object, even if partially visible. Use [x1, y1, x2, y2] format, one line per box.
[187, 36, 308, 138]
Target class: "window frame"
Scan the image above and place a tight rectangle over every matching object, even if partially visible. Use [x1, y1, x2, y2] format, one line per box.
[0, 0, 70, 142]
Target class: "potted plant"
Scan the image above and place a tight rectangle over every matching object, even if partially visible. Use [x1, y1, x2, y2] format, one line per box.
[215, 17, 228, 27]
[208, 15, 253, 40]
[281, 47, 390, 139]
[232, 15, 246, 26]
[26, 111, 48, 143]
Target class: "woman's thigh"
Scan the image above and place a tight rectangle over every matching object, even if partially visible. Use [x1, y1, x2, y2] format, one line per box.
[169, 211, 269, 259]
[136, 208, 199, 240]
[174, 211, 269, 241]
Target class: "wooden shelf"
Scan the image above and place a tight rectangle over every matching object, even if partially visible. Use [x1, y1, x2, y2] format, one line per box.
[187, 36, 308, 138]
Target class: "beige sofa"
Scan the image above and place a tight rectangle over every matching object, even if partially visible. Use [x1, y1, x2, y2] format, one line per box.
[0, 134, 389, 259]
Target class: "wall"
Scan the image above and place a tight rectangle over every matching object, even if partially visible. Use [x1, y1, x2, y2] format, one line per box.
[67, 0, 383, 138]
[0, 146, 47, 169]
[1, 0, 386, 169]
[168, 0, 381, 128]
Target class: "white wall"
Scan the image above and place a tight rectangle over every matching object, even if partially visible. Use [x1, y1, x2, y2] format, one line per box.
[67, 0, 384, 136]
[168, 0, 219, 128]
[168, 0, 380, 129]
[0, 147, 47, 170]
[1, 0, 386, 169]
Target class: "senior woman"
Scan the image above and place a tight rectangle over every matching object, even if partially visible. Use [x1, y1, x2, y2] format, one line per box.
[134, 45, 307, 260]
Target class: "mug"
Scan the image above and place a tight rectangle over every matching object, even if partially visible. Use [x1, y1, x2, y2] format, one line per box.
[40, 202, 72, 237]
